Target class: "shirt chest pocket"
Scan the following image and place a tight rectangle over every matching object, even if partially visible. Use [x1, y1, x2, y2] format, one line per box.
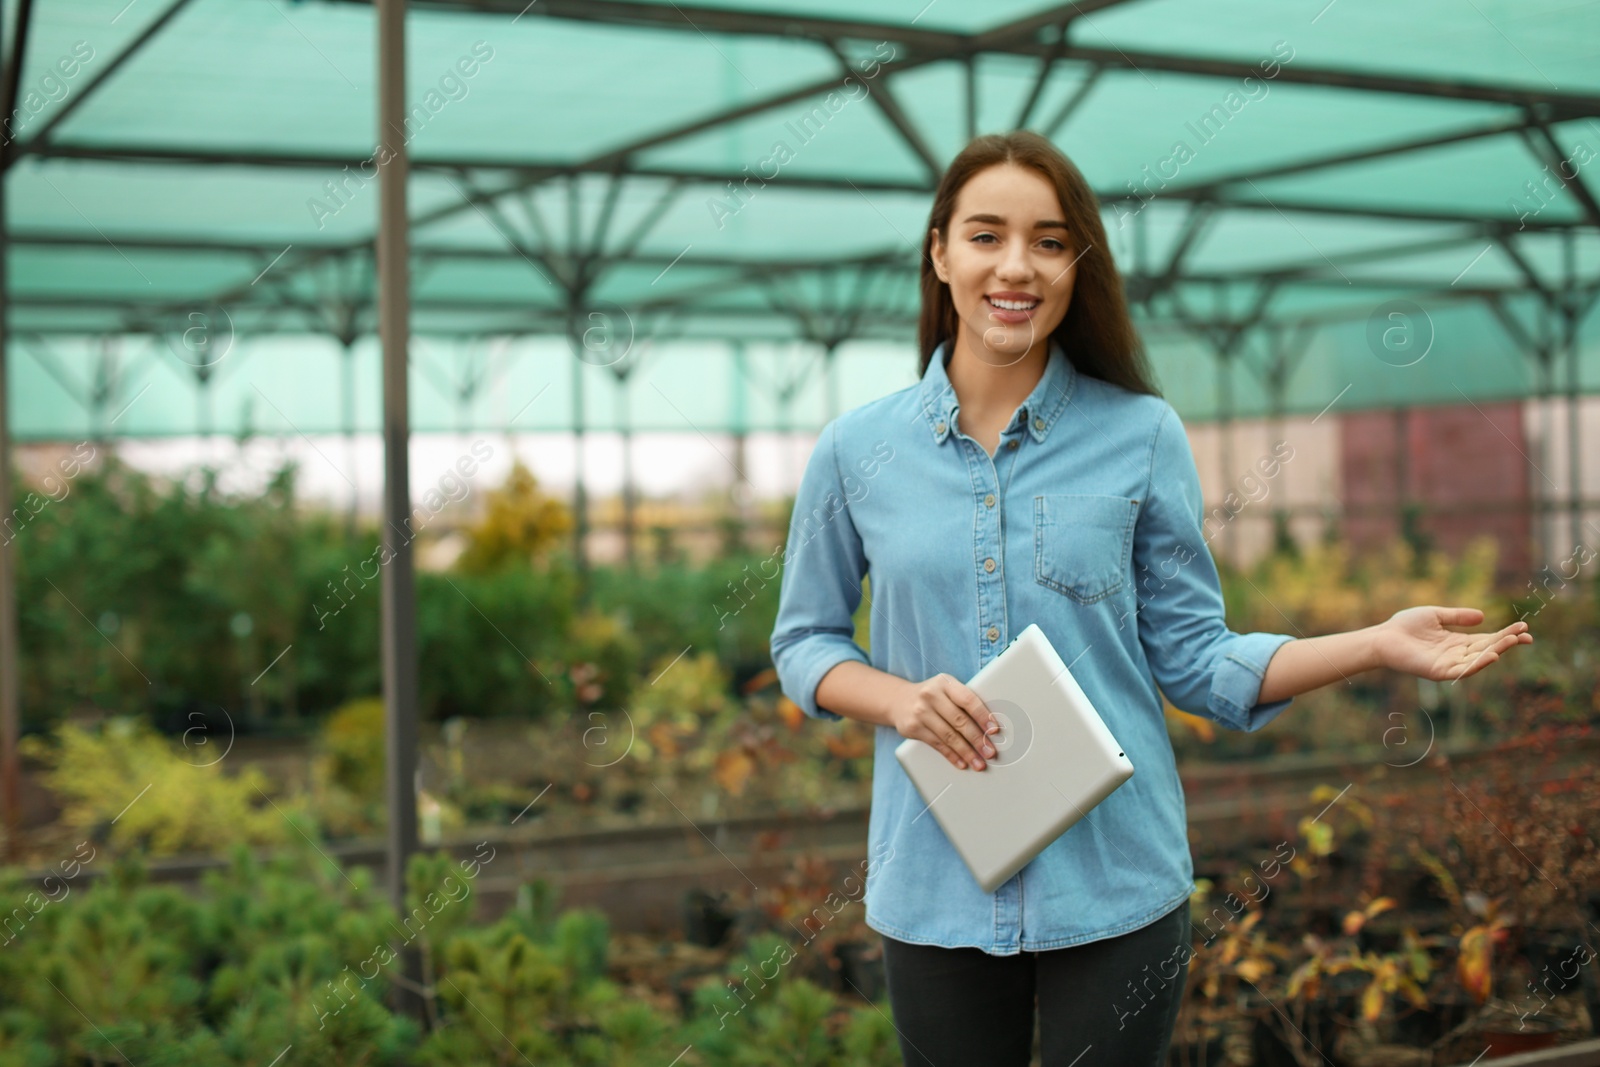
[1033, 494, 1141, 604]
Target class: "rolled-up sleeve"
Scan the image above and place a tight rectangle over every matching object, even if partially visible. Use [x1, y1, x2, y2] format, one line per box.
[1132, 402, 1295, 733]
[769, 420, 871, 722]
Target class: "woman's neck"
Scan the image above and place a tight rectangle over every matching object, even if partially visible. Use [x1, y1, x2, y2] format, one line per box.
[945, 328, 1051, 423]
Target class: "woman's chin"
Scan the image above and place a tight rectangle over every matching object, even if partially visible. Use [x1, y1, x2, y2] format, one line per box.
[970, 324, 1041, 362]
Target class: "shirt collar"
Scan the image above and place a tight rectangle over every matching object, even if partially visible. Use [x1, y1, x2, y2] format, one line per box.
[919, 336, 1077, 446]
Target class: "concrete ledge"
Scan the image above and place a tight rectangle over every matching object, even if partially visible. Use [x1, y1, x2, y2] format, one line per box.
[1442, 1037, 1600, 1067]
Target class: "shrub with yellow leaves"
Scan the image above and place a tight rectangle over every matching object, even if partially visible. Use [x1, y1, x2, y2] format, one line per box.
[454, 461, 572, 574]
[21, 717, 295, 856]
[1455, 893, 1514, 1004]
[629, 650, 731, 767]
[1290, 784, 1374, 883]
[621, 653, 813, 804]
[1287, 928, 1432, 1024]
[1231, 535, 1501, 638]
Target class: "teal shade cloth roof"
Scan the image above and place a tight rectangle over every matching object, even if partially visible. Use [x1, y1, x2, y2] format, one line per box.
[4, 0, 1598, 437]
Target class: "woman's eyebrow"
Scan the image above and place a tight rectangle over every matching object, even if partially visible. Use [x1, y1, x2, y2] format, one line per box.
[960, 213, 1070, 232]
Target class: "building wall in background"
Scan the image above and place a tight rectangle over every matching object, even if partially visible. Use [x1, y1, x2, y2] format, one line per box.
[1339, 402, 1532, 584]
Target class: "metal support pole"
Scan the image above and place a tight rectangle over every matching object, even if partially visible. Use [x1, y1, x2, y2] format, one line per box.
[1265, 331, 1290, 554]
[0, 106, 14, 864]
[617, 370, 635, 569]
[824, 342, 839, 423]
[0, 0, 31, 860]
[342, 339, 358, 538]
[730, 341, 751, 545]
[1562, 233, 1581, 557]
[1537, 313, 1555, 573]
[1216, 349, 1235, 570]
[376, 0, 423, 1020]
[566, 314, 590, 594]
[1394, 405, 1411, 552]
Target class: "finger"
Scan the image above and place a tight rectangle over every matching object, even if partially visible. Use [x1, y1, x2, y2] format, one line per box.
[929, 694, 987, 770]
[921, 712, 968, 768]
[926, 733, 963, 769]
[1458, 650, 1499, 679]
[1446, 642, 1495, 680]
[1455, 641, 1497, 673]
[938, 681, 998, 764]
[937, 691, 994, 769]
[1459, 632, 1529, 677]
[949, 682, 1001, 758]
[945, 677, 1000, 736]
[914, 707, 964, 769]
[1438, 606, 1486, 628]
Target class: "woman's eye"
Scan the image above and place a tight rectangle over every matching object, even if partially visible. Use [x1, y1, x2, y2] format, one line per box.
[970, 233, 1067, 250]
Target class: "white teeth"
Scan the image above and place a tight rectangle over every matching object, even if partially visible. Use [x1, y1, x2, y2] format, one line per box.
[988, 296, 1039, 311]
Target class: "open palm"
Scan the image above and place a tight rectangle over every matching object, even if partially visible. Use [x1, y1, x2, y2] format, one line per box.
[1380, 606, 1532, 683]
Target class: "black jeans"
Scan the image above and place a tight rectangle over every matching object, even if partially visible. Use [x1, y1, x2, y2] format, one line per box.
[879, 900, 1190, 1067]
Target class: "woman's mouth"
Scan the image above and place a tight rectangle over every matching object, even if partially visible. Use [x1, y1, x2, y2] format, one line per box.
[985, 294, 1041, 324]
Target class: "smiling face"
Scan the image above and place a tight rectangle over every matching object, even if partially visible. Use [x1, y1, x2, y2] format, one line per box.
[929, 161, 1079, 367]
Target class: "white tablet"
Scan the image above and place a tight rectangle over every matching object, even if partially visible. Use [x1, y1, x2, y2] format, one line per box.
[893, 623, 1135, 894]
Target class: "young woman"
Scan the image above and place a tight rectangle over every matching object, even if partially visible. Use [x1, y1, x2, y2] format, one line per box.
[768, 130, 1533, 1066]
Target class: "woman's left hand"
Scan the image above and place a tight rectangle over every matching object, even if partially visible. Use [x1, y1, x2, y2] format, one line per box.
[1377, 606, 1532, 682]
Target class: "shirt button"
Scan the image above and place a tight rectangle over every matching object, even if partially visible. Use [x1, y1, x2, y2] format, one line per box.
[984, 558, 996, 573]
[935, 421, 947, 434]
[1006, 439, 1019, 450]
[1033, 416, 1045, 431]
[984, 493, 995, 507]
[986, 626, 1000, 641]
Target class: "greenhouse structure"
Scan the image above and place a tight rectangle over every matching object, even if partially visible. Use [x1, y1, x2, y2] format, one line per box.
[1, 0, 1597, 995]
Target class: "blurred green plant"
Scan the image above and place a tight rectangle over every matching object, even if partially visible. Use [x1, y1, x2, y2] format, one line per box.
[453, 461, 572, 574]
[11, 457, 580, 735]
[20, 717, 293, 856]
[0, 829, 906, 1066]
[319, 697, 386, 799]
[1225, 535, 1501, 640]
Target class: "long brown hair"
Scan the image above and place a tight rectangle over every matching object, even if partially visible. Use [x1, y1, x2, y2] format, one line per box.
[917, 130, 1160, 397]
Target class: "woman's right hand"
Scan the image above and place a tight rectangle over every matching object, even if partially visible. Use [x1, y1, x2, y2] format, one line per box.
[889, 674, 1000, 771]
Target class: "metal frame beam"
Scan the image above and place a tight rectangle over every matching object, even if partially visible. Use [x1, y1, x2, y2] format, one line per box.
[4, 0, 201, 164]
[319, 0, 1600, 117]
[0, 0, 1595, 394]
[21, 141, 1600, 236]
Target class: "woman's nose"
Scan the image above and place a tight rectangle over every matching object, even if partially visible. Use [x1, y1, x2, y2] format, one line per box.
[997, 240, 1032, 279]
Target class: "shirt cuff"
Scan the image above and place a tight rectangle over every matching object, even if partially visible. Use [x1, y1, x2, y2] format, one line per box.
[793, 638, 871, 722]
[1207, 632, 1297, 733]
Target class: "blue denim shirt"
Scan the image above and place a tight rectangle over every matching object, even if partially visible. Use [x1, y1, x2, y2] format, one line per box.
[769, 336, 1296, 954]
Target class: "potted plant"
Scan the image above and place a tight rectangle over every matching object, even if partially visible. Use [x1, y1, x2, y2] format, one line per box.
[1175, 888, 1293, 1066]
